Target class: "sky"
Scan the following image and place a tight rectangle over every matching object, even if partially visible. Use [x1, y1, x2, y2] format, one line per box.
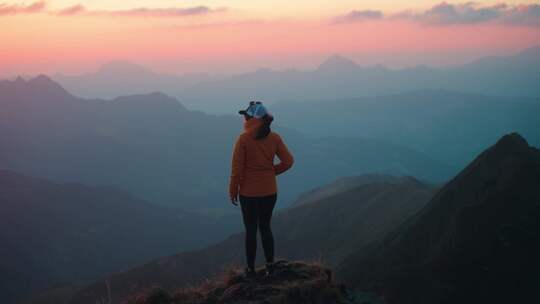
[1, 0, 540, 75]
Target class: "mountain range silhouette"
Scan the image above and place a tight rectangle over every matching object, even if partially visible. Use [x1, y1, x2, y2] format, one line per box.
[0, 75, 452, 212]
[26, 133, 540, 304]
[53, 46, 540, 113]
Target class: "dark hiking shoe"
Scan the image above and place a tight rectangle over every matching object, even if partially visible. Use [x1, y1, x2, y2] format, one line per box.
[265, 262, 275, 277]
[244, 267, 256, 279]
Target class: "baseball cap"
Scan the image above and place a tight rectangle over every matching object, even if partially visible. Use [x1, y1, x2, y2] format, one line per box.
[238, 101, 269, 118]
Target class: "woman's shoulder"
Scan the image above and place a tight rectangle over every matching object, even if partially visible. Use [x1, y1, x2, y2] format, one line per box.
[237, 132, 282, 143]
[235, 132, 251, 144]
[268, 132, 283, 141]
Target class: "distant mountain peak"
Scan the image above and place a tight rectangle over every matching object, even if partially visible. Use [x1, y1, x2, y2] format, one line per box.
[399, 175, 424, 186]
[493, 132, 529, 151]
[111, 91, 188, 112]
[113, 91, 180, 103]
[317, 54, 358, 72]
[14, 76, 25, 84]
[26, 74, 71, 96]
[98, 61, 153, 75]
[1, 74, 72, 98]
[459, 132, 533, 180]
[254, 67, 272, 74]
[516, 45, 540, 57]
[28, 74, 58, 85]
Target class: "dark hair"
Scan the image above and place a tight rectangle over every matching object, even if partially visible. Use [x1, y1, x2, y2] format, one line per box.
[255, 114, 273, 140]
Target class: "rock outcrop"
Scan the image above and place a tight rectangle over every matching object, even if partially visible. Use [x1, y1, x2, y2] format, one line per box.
[125, 260, 351, 304]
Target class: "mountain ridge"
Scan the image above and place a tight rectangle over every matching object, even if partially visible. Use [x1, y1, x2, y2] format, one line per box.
[23, 133, 539, 304]
[6, 45, 531, 112]
[52, 175, 434, 304]
[270, 91, 540, 168]
[0, 76, 452, 211]
[317, 54, 360, 72]
[337, 132, 540, 303]
[0, 169, 233, 304]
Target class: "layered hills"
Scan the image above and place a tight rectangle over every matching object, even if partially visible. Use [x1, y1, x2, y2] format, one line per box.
[0, 76, 451, 211]
[58, 175, 434, 304]
[0, 170, 229, 303]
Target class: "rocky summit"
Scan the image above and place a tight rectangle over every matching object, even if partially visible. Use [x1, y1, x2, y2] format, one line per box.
[125, 260, 351, 304]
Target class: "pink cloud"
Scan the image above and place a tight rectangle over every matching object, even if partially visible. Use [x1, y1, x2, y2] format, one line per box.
[0, 1, 45, 15]
[331, 10, 383, 24]
[333, 2, 540, 27]
[404, 2, 504, 25]
[501, 4, 540, 26]
[397, 2, 540, 27]
[55, 4, 227, 17]
[57, 4, 85, 16]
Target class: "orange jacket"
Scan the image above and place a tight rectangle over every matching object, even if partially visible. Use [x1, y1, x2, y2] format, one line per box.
[229, 118, 294, 199]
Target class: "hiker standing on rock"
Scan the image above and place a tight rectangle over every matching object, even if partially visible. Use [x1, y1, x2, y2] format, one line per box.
[229, 101, 294, 277]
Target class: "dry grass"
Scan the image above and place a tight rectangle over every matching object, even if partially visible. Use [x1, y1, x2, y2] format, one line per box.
[123, 260, 352, 304]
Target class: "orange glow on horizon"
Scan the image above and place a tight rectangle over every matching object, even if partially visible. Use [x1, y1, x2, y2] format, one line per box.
[1, 1, 540, 75]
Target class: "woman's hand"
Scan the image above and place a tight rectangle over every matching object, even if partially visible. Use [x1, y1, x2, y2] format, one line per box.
[229, 189, 239, 206]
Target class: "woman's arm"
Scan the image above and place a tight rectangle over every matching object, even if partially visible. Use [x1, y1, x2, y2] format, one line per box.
[274, 134, 294, 175]
[229, 136, 246, 202]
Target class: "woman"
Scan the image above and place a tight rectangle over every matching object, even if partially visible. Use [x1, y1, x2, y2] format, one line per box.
[229, 101, 294, 277]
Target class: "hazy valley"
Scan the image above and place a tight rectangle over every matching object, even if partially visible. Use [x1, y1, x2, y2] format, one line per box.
[1, 45, 539, 304]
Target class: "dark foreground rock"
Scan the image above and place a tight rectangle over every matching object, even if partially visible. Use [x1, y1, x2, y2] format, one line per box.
[124, 260, 351, 304]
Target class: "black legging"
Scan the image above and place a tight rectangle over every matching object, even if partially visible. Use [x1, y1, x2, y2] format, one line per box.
[239, 193, 277, 270]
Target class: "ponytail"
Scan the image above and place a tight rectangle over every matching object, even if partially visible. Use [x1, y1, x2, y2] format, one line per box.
[255, 114, 273, 140]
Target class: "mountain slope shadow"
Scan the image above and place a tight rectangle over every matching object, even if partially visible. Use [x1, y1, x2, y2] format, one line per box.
[0, 170, 229, 304]
[337, 133, 540, 304]
[56, 175, 433, 304]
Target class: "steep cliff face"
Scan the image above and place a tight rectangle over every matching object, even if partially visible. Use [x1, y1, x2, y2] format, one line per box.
[338, 133, 540, 304]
